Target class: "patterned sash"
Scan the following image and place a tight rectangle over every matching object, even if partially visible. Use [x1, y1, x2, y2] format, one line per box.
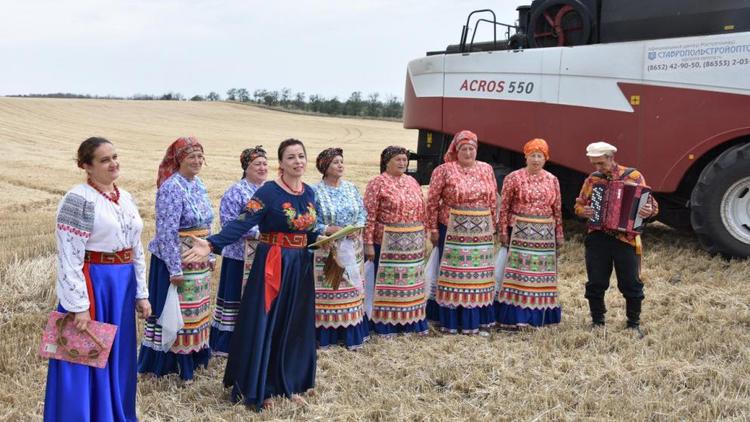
[313, 235, 365, 328]
[496, 215, 558, 309]
[436, 208, 495, 308]
[372, 223, 426, 325]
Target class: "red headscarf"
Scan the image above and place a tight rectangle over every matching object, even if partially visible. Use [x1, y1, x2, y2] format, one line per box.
[523, 138, 550, 160]
[156, 136, 204, 187]
[443, 130, 478, 162]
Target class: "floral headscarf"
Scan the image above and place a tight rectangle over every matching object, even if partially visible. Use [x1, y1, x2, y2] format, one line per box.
[380, 146, 409, 173]
[156, 136, 204, 187]
[443, 130, 478, 162]
[316, 147, 343, 176]
[240, 145, 266, 178]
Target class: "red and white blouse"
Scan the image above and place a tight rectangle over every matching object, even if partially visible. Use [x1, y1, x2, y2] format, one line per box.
[363, 173, 425, 245]
[425, 161, 498, 231]
[498, 168, 564, 241]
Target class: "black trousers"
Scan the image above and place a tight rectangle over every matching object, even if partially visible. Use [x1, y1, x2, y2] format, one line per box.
[584, 231, 645, 301]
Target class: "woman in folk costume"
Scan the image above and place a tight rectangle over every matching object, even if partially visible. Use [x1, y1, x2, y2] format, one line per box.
[495, 138, 564, 328]
[363, 146, 429, 336]
[183, 139, 321, 409]
[45, 137, 151, 421]
[138, 136, 215, 381]
[426, 130, 498, 334]
[312, 148, 369, 349]
[209, 146, 268, 356]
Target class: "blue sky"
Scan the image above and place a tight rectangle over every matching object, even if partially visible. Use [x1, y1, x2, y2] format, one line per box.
[0, 0, 519, 99]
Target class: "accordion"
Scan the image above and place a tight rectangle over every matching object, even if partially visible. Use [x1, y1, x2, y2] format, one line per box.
[588, 180, 651, 235]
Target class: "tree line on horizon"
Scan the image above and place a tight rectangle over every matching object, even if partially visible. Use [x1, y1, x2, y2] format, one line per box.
[10, 88, 404, 119]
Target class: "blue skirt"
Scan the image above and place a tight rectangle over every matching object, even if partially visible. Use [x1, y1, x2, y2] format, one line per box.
[44, 262, 138, 422]
[370, 319, 430, 335]
[210, 257, 244, 355]
[494, 301, 562, 327]
[223, 242, 316, 408]
[438, 304, 496, 333]
[137, 256, 211, 380]
[317, 316, 370, 350]
[369, 244, 429, 336]
[425, 223, 448, 323]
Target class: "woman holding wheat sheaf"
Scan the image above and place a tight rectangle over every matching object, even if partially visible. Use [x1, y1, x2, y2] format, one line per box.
[311, 147, 370, 350]
[44, 137, 151, 421]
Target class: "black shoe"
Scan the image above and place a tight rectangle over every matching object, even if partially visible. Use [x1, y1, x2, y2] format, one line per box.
[626, 324, 644, 339]
[588, 298, 606, 327]
[625, 298, 642, 330]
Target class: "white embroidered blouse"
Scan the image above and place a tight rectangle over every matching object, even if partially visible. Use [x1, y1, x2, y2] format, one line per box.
[55, 184, 148, 312]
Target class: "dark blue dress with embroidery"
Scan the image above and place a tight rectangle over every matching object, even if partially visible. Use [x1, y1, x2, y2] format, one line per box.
[206, 181, 320, 408]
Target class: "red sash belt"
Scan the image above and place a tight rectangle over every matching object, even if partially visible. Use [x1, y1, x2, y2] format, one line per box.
[84, 248, 133, 264]
[259, 232, 307, 313]
[259, 232, 307, 248]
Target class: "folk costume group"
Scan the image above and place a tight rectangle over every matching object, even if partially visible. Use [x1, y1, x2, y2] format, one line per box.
[44, 132, 658, 420]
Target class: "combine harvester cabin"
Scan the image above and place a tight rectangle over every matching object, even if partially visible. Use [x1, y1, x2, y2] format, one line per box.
[404, 0, 750, 257]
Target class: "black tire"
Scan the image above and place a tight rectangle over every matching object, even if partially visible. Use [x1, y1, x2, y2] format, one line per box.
[690, 143, 750, 258]
[528, 0, 593, 48]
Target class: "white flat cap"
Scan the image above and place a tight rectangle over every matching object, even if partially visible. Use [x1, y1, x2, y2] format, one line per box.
[586, 141, 617, 157]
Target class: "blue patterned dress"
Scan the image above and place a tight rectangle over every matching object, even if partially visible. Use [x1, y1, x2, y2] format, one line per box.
[312, 180, 369, 349]
[210, 179, 261, 355]
[208, 181, 320, 408]
[138, 173, 215, 380]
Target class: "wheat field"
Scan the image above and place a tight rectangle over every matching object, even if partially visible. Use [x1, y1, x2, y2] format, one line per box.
[0, 97, 748, 421]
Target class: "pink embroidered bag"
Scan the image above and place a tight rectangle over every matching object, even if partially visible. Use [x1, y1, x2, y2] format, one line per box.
[39, 311, 117, 369]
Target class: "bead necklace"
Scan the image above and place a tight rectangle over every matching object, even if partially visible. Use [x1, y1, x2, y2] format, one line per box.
[88, 178, 120, 204]
[280, 175, 303, 194]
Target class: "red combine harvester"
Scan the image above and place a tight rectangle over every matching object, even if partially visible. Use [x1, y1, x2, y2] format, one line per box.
[404, 0, 750, 257]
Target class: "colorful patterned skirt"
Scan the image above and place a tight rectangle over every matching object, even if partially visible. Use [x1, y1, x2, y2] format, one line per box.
[138, 230, 212, 380]
[313, 235, 369, 349]
[44, 258, 138, 421]
[370, 223, 428, 336]
[436, 208, 496, 333]
[210, 239, 258, 356]
[495, 215, 561, 327]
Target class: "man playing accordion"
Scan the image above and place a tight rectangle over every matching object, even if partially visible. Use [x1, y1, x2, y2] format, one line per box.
[574, 141, 658, 337]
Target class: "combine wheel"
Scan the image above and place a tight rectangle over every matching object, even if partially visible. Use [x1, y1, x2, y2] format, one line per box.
[528, 0, 592, 48]
[690, 143, 750, 257]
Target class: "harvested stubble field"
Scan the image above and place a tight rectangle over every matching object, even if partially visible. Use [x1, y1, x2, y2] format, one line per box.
[0, 97, 748, 421]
